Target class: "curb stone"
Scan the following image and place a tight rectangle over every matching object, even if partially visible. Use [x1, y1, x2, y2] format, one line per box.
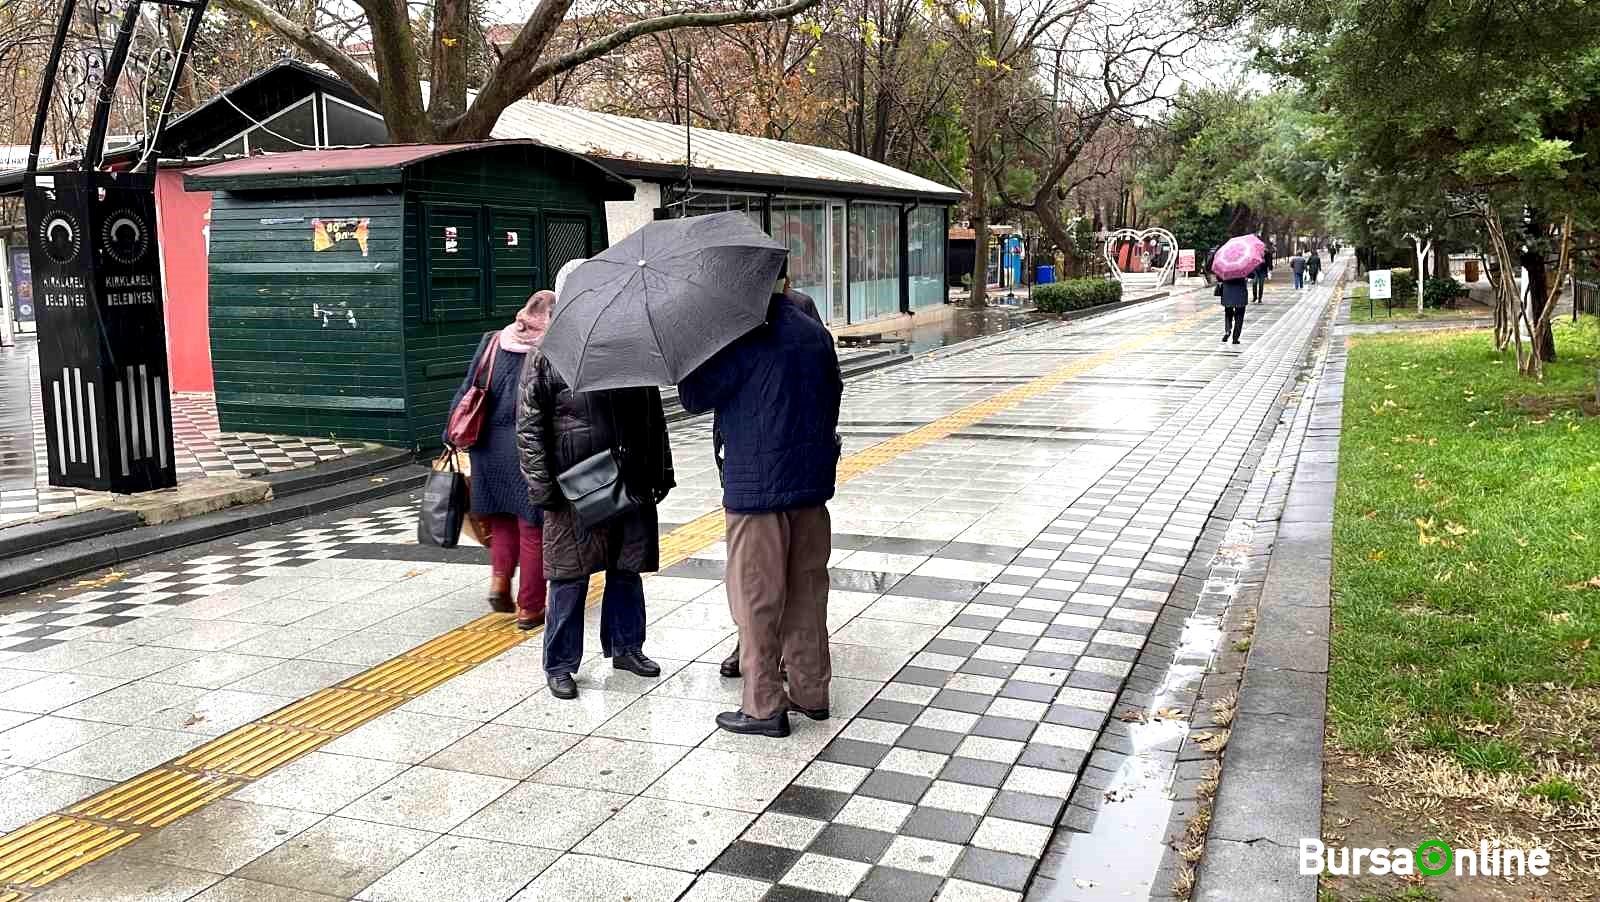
[0, 447, 426, 597]
[1192, 271, 1349, 902]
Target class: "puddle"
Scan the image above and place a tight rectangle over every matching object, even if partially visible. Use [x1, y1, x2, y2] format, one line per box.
[844, 308, 1044, 355]
[1039, 523, 1254, 901]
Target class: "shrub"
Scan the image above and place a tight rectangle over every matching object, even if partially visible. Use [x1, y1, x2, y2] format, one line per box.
[1390, 267, 1417, 306]
[1033, 278, 1122, 314]
[1423, 276, 1466, 308]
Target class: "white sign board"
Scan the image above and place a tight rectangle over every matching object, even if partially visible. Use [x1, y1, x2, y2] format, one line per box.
[1369, 269, 1392, 300]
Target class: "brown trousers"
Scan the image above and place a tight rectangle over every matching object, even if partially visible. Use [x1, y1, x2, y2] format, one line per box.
[725, 505, 832, 719]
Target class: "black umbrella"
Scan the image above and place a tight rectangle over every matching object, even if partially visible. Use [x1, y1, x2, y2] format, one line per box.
[541, 211, 788, 392]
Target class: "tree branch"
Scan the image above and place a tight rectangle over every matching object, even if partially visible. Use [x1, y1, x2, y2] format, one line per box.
[451, 0, 823, 141]
[213, 0, 381, 107]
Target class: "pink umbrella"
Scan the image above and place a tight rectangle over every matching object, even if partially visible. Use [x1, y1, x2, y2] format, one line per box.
[1210, 234, 1266, 281]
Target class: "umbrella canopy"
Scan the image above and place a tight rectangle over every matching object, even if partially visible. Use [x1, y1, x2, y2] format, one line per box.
[1210, 234, 1267, 281]
[541, 211, 788, 392]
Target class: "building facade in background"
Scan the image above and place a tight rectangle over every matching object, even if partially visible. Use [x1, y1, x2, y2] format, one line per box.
[1, 61, 959, 389]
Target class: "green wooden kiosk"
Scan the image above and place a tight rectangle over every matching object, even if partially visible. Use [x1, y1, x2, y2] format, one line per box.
[183, 140, 633, 449]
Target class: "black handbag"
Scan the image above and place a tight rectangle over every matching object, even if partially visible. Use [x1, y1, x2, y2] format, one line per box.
[556, 392, 645, 534]
[418, 450, 469, 548]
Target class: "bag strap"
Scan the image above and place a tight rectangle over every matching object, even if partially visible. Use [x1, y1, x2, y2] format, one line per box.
[470, 332, 499, 391]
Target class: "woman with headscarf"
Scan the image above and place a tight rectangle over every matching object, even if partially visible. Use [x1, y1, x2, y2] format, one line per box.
[444, 291, 553, 630]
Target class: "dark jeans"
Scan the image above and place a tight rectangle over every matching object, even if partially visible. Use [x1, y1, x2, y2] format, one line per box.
[1251, 273, 1266, 302]
[1292, 271, 1304, 289]
[544, 569, 645, 676]
[1223, 306, 1245, 342]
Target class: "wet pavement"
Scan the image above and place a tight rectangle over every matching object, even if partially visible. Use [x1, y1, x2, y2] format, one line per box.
[874, 308, 1044, 355]
[0, 276, 1339, 902]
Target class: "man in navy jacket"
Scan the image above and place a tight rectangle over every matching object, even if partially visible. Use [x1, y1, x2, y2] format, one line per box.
[679, 280, 843, 738]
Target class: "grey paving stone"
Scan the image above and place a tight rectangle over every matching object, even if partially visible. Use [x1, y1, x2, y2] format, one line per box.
[1194, 838, 1316, 902]
[953, 846, 1034, 891]
[852, 865, 944, 902]
[807, 823, 894, 863]
[856, 769, 931, 805]
[901, 806, 980, 844]
[1238, 667, 1327, 716]
[896, 726, 965, 755]
[971, 716, 1035, 742]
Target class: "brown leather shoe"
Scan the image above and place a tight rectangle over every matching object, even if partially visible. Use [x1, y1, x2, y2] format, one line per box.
[487, 592, 514, 614]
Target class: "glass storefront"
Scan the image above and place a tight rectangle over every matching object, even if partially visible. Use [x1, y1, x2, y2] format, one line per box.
[848, 203, 901, 322]
[770, 198, 829, 307]
[908, 206, 946, 310]
[661, 192, 947, 326]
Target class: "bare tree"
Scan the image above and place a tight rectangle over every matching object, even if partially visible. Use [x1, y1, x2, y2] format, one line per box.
[211, 0, 824, 142]
[994, 0, 1202, 255]
[575, 0, 830, 140]
[939, 0, 1204, 303]
[938, 0, 1083, 306]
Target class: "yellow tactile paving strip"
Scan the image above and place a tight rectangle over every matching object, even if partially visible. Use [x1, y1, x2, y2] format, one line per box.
[0, 303, 1214, 898]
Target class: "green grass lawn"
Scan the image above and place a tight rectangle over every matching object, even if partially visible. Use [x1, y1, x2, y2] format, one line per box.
[1345, 287, 1489, 323]
[1331, 319, 1600, 775]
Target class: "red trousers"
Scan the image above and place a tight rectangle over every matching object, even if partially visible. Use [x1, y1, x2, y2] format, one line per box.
[486, 514, 546, 616]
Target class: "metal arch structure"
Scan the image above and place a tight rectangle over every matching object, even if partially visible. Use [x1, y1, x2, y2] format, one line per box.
[1103, 227, 1179, 288]
[22, 0, 210, 493]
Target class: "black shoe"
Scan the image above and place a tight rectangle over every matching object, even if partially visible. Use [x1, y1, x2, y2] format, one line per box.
[1221, 335, 1229, 342]
[1232, 339, 1241, 344]
[487, 592, 514, 614]
[612, 650, 661, 678]
[547, 673, 577, 699]
[719, 649, 741, 678]
[787, 702, 830, 722]
[716, 710, 790, 738]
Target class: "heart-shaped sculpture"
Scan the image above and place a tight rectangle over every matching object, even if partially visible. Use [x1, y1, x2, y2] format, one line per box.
[1103, 228, 1178, 289]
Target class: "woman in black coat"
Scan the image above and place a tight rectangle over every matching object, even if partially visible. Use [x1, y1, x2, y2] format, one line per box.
[1219, 277, 1250, 344]
[445, 293, 549, 630]
[516, 344, 674, 700]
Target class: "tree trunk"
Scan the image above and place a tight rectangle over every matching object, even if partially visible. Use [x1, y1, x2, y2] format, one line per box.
[965, 56, 991, 307]
[1521, 247, 1556, 362]
[968, 135, 990, 307]
[1033, 197, 1074, 274]
[362, 0, 432, 141]
[1414, 237, 1431, 313]
[429, 0, 470, 126]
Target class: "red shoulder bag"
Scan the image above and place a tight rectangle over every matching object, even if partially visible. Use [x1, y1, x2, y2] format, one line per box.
[445, 333, 499, 449]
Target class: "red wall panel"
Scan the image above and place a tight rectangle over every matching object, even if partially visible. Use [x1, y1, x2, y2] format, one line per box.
[155, 170, 214, 392]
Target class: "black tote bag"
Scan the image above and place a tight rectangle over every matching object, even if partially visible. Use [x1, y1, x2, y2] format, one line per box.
[418, 451, 469, 548]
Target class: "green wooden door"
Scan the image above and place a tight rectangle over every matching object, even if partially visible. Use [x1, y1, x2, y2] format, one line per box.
[489, 209, 539, 316]
[421, 204, 484, 321]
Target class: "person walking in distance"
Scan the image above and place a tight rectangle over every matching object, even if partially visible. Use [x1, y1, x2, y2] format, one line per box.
[516, 268, 676, 700]
[1290, 248, 1307, 290]
[1251, 252, 1270, 304]
[679, 266, 844, 737]
[1219, 275, 1249, 345]
[1306, 247, 1322, 284]
[444, 292, 550, 629]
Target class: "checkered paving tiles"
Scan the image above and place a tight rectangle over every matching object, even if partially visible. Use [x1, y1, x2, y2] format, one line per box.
[0, 284, 1337, 902]
[0, 338, 367, 526]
